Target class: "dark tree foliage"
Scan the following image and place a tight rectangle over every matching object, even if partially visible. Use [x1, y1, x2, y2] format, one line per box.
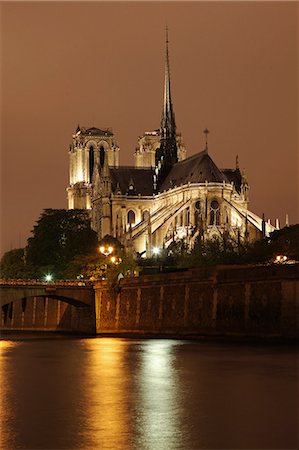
[26, 209, 98, 278]
[267, 225, 299, 260]
[181, 225, 299, 268]
[65, 236, 138, 283]
[184, 235, 243, 267]
[0, 248, 33, 279]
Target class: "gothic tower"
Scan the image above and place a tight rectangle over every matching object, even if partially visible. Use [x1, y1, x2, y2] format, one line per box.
[67, 126, 119, 210]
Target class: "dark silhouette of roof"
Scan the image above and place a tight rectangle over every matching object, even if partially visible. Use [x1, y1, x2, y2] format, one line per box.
[110, 167, 154, 196]
[80, 127, 113, 136]
[160, 150, 228, 191]
[221, 168, 242, 193]
[109, 151, 240, 196]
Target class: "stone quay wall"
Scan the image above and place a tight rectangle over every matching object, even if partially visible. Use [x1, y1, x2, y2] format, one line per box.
[94, 264, 299, 340]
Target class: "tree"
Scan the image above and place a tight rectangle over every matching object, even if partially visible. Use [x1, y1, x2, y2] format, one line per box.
[180, 235, 242, 267]
[0, 248, 32, 279]
[26, 209, 98, 278]
[268, 225, 299, 261]
[66, 245, 139, 285]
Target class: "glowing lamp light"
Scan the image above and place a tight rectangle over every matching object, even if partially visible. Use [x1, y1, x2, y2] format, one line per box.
[99, 245, 114, 257]
[111, 256, 116, 263]
[275, 255, 288, 264]
[153, 247, 160, 256]
[45, 274, 53, 282]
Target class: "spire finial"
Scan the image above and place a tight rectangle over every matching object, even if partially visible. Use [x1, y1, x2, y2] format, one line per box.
[203, 128, 210, 151]
[236, 154, 239, 169]
[166, 25, 169, 44]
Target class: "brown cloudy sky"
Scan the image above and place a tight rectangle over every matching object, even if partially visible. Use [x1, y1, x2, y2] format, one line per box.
[1, 1, 298, 255]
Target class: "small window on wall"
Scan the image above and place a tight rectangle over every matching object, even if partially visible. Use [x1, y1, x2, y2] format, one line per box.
[195, 201, 201, 212]
[210, 200, 220, 225]
[194, 201, 201, 226]
[127, 210, 136, 226]
[142, 210, 150, 221]
[89, 146, 94, 181]
[100, 145, 105, 167]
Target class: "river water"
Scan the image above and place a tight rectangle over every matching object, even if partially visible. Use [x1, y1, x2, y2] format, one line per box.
[0, 335, 297, 450]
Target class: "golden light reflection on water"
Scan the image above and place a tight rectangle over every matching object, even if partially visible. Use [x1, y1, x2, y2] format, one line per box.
[81, 338, 131, 450]
[0, 340, 19, 449]
[80, 338, 183, 450]
[0, 340, 18, 351]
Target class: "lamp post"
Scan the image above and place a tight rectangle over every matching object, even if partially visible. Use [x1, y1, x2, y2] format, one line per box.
[98, 245, 114, 279]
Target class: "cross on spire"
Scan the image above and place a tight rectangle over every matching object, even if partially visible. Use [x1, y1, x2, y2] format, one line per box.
[203, 128, 210, 151]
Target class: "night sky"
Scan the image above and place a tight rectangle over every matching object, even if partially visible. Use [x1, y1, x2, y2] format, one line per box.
[1, 1, 298, 255]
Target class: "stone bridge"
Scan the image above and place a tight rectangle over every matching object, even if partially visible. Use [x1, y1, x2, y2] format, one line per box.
[0, 281, 96, 334]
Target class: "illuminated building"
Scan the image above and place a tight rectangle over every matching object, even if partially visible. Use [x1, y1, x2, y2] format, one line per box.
[67, 31, 276, 256]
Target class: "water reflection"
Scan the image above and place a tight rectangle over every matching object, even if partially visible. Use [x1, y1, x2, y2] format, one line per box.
[0, 340, 19, 449]
[0, 336, 297, 450]
[136, 340, 183, 449]
[82, 338, 131, 449]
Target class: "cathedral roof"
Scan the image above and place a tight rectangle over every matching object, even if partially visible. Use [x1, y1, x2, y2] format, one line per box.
[80, 127, 113, 136]
[160, 150, 228, 191]
[110, 167, 154, 196]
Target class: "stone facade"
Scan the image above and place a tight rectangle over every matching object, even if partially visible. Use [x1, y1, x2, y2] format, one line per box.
[67, 126, 119, 210]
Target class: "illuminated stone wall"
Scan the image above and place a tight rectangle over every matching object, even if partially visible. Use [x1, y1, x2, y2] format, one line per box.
[94, 264, 299, 340]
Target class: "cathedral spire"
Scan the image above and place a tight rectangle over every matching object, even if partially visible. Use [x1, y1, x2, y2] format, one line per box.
[161, 26, 176, 142]
[155, 27, 178, 189]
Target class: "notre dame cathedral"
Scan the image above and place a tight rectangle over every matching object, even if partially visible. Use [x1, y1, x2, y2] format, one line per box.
[67, 32, 276, 256]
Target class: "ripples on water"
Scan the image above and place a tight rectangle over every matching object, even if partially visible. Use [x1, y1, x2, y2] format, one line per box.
[0, 336, 297, 450]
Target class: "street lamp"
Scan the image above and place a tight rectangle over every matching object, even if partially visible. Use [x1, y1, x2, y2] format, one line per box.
[153, 247, 160, 256]
[45, 274, 53, 282]
[98, 245, 114, 280]
[275, 255, 288, 264]
[99, 245, 114, 257]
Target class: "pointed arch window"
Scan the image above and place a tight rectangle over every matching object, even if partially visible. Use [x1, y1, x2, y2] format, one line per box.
[100, 145, 105, 167]
[142, 210, 150, 222]
[194, 200, 201, 227]
[127, 210, 136, 226]
[210, 200, 220, 226]
[89, 146, 94, 182]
